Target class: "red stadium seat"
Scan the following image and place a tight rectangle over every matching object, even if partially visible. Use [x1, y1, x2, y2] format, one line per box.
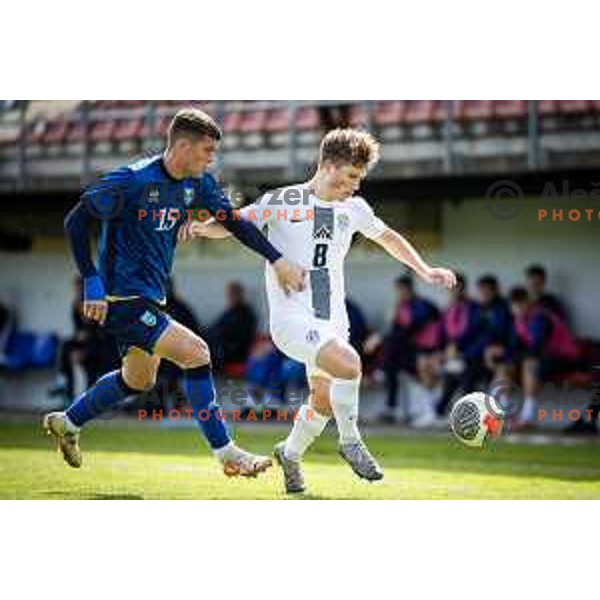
[558, 100, 592, 115]
[431, 100, 450, 123]
[222, 362, 246, 379]
[456, 100, 494, 121]
[373, 101, 406, 126]
[157, 116, 171, 137]
[114, 118, 144, 141]
[0, 127, 19, 146]
[350, 104, 368, 127]
[239, 110, 267, 133]
[27, 121, 47, 144]
[67, 121, 88, 143]
[404, 100, 435, 124]
[296, 106, 319, 130]
[265, 108, 290, 133]
[92, 100, 117, 110]
[156, 100, 182, 109]
[43, 120, 70, 144]
[90, 120, 117, 143]
[494, 100, 527, 119]
[223, 111, 242, 133]
[538, 100, 560, 116]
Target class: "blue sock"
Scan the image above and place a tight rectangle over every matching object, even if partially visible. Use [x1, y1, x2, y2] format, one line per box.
[66, 370, 138, 427]
[183, 364, 230, 450]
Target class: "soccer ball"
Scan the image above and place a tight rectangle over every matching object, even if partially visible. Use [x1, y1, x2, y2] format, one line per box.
[449, 392, 505, 448]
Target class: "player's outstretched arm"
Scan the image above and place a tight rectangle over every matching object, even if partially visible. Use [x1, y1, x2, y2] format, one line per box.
[373, 226, 457, 289]
[64, 201, 108, 325]
[181, 218, 232, 241]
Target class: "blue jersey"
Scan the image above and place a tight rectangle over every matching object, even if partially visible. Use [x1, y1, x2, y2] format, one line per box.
[83, 156, 231, 303]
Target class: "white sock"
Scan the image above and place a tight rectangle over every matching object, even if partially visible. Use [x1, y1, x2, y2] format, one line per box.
[521, 397, 537, 422]
[330, 376, 361, 444]
[284, 404, 329, 461]
[214, 441, 236, 462]
[63, 413, 80, 433]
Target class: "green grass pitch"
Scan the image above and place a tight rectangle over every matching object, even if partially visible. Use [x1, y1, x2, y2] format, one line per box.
[0, 420, 599, 499]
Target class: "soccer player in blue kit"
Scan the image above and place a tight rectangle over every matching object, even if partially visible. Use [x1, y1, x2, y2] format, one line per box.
[43, 108, 305, 477]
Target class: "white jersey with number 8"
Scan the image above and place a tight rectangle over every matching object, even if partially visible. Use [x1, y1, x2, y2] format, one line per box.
[239, 184, 386, 367]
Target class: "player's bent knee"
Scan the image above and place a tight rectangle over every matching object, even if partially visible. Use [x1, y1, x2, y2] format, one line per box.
[337, 361, 362, 380]
[338, 348, 362, 380]
[317, 339, 362, 380]
[121, 369, 156, 392]
[178, 337, 211, 370]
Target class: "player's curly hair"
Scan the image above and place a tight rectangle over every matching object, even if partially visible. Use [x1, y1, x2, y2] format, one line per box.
[168, 108, 222, 145]
[319, 128, 380, 171]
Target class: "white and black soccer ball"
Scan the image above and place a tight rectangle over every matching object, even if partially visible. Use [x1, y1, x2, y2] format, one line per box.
[449, 392, 505, 448]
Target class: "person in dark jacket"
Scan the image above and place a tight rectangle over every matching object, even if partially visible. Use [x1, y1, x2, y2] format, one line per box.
[210, 281, 257, 371]
[380, 275, 442, 424]
[436, 273, 485, 415]
[525, 264, 568, 322]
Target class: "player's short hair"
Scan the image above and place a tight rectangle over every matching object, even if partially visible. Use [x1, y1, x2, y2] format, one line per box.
[509, 287, 530, 304]
[319, 128, 380, 171]
[168, 108, 222, 145]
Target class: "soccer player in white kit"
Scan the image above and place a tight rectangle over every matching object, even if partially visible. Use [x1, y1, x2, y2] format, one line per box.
[190, 128, 456, 493]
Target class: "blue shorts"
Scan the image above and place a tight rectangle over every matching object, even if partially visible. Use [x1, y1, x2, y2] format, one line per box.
[104, 298, 171, 356]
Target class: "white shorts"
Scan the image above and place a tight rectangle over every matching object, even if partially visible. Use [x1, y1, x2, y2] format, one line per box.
[270, 317, 349, 380]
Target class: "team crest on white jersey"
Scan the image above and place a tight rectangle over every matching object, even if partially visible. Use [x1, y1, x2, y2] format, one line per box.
[306, 329, 320, 344]
[337, 213, 350, 231]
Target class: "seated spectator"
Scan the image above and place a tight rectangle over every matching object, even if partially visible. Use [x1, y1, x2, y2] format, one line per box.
[346, 297, 369, 359]
[475, 275, 517, 383]
[0, 300, 16, 366]
[525, 264, 568, 321]
[165, 279, 205, 337]
[210, 281, 257, 373]
[509, 287, 582, 427]
[245, 337, 285, 410]
[48, 277, 118, 404]
[245, 338, 306, 412]
[437, 274, 485, 416]
[380, 275, 442, 424]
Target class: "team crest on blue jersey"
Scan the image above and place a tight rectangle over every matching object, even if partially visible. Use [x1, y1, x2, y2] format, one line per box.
[183, 187, 194, 207]
[140, 311, 157, 327]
